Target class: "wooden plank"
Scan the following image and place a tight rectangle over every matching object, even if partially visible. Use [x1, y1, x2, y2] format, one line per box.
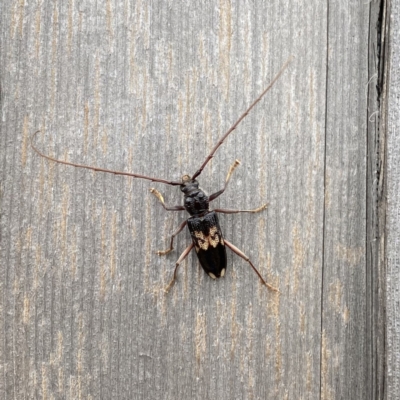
[366, 1, 388, 399]
[387, 0, 400, 398]
[321, 0, 379, 399]
[0, 1, 384, 398]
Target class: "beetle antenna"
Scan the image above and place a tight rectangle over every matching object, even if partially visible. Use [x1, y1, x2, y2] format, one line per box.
[31, 130, 182, 186]
[191, 56, 293, 180]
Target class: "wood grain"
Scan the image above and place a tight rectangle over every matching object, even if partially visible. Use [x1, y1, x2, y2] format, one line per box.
[387, 0, 400, 399]
[0, 1, 387, 399]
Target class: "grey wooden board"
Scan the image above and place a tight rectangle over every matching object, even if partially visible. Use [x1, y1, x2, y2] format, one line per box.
[387, 0, 400, 398]
[0, 1, 385, 399]
[367, 1, 388, 399]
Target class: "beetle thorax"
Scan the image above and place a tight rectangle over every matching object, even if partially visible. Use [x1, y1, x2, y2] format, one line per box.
[180, 176, 209, 216]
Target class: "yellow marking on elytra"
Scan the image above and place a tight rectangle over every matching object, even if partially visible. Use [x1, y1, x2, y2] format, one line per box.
[193, 226, 221, 250]
[209, 273, 217, 279]
[220, 268, 226, 277]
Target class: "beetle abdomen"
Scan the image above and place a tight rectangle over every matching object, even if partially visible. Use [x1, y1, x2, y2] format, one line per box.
[187, 211, 227, 279]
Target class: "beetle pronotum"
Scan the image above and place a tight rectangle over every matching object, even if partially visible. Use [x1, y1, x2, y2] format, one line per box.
[32, 57, 292, 293]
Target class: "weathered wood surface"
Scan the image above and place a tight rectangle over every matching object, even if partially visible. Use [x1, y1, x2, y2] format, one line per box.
[387, 0, 400, 398]
[0, 1, 387, 399]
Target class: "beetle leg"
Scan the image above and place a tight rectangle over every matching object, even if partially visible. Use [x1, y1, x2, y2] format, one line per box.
[209, 159, 241, 201]
[224, 239, 279, 292]
[150, 188, 185, 211]
[214, 203, 268, 214]
[165, 243, 194, 293]
[157, 220, 187, 255]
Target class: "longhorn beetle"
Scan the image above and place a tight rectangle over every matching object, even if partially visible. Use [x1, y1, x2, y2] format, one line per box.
[31, 57, 292, 293]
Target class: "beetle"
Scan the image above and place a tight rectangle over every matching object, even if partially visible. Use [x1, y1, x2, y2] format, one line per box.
[31, 57, 291, 293]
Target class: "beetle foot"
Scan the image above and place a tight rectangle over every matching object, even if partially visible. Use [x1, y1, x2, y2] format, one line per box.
[157, 248, 173, 256]
[164, 278, 175, 294]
